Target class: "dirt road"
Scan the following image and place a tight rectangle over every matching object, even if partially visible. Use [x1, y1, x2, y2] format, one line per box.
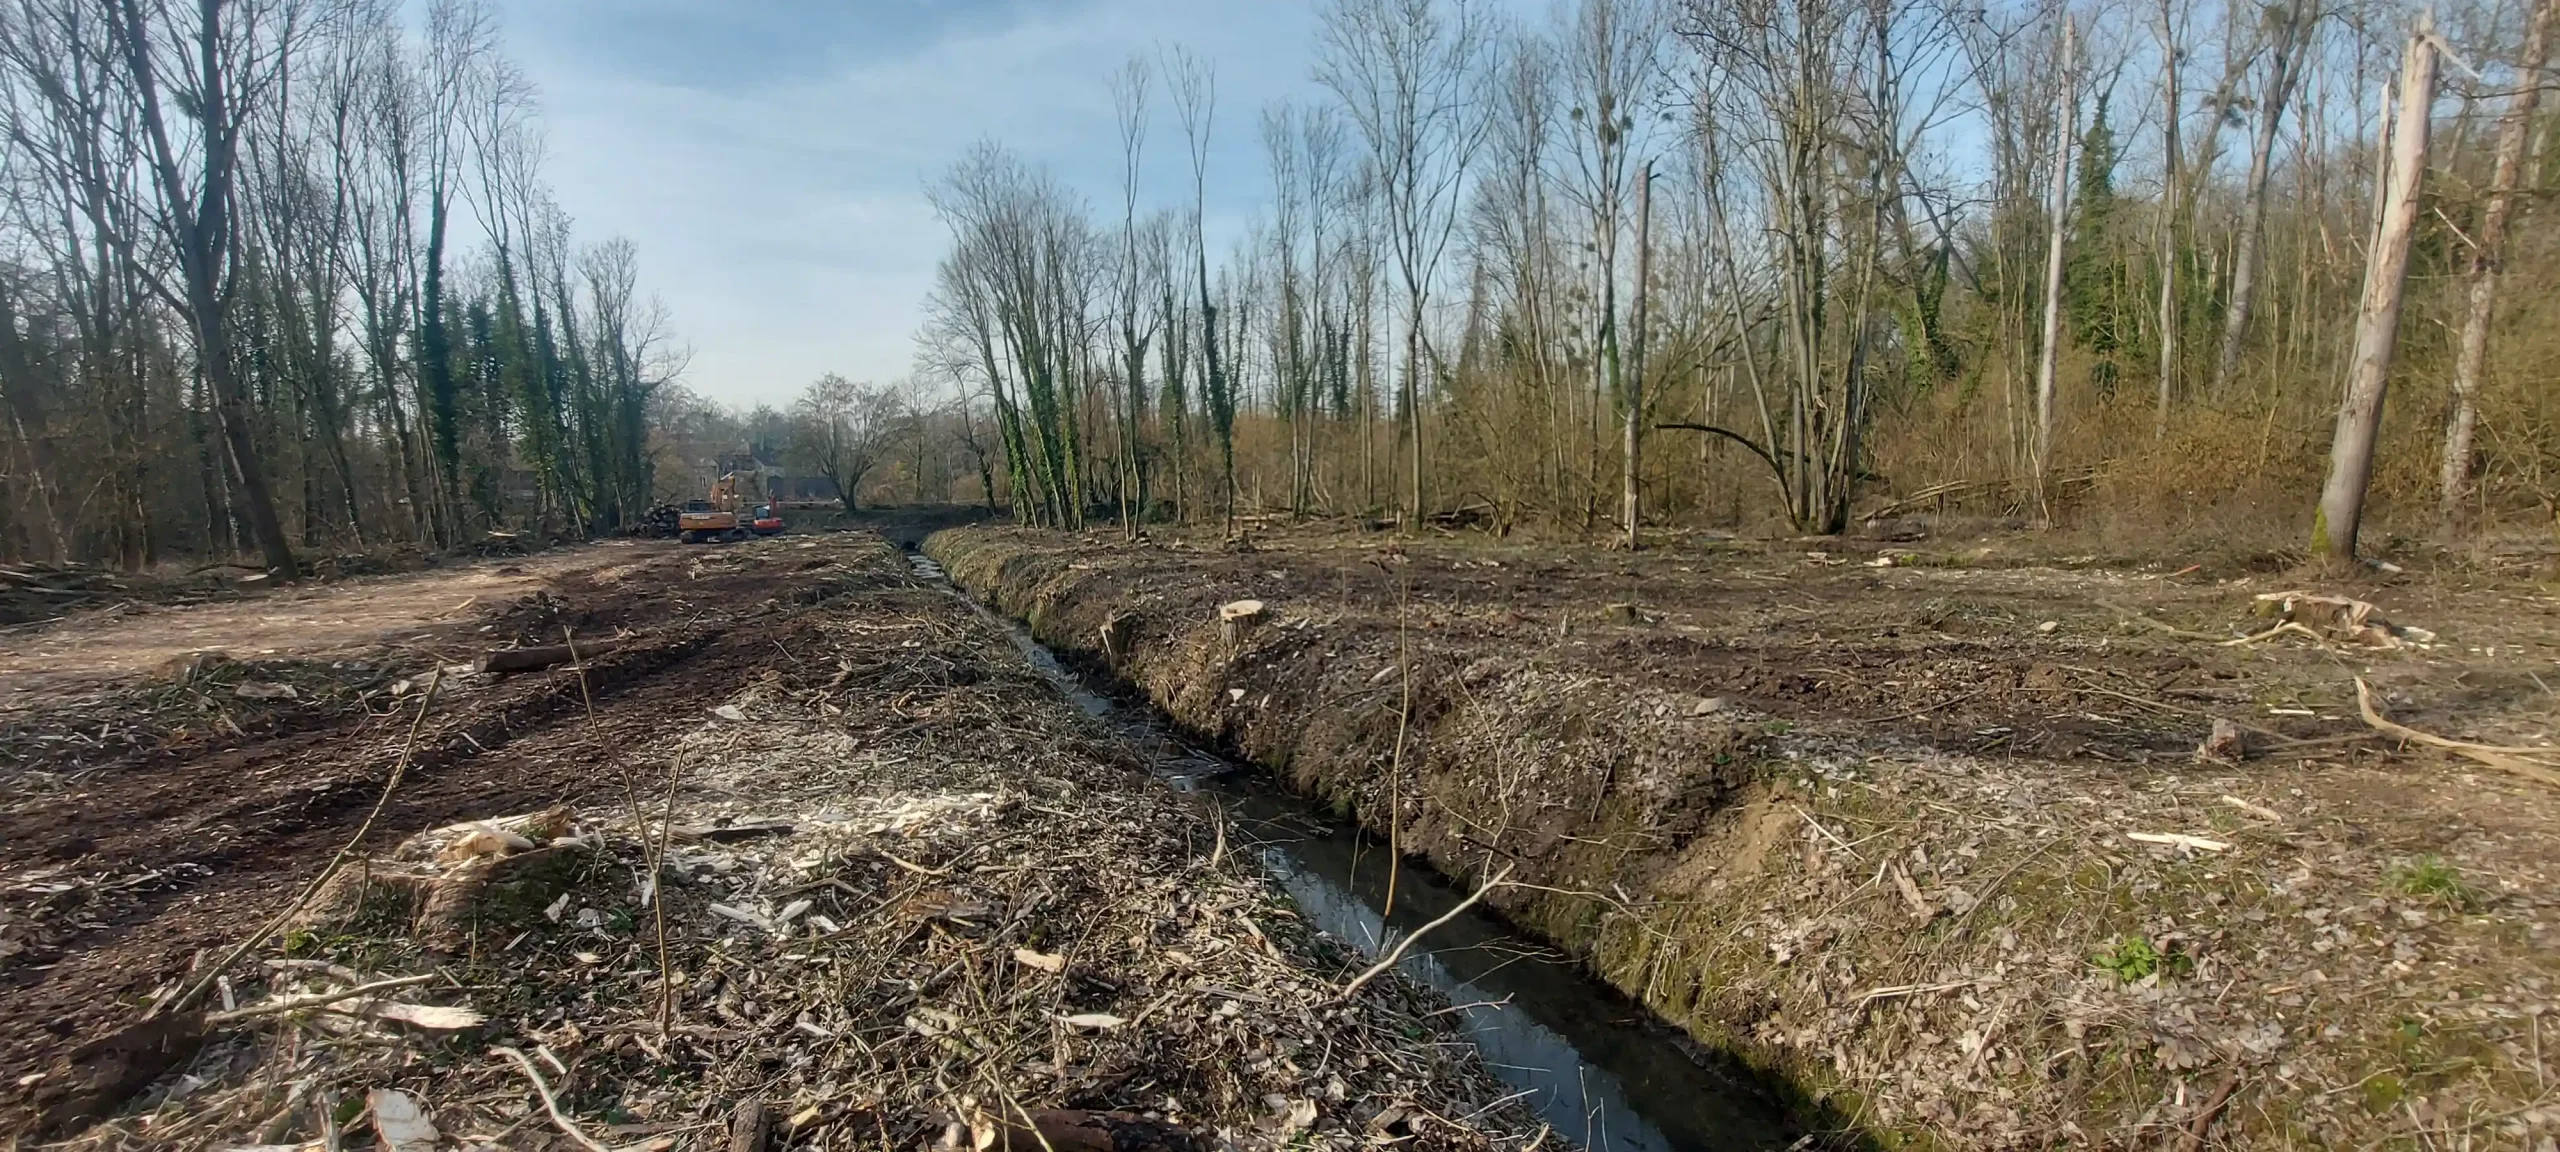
[0, 543, 665, 708]
[932, 523, 2560, 1150]
[5, 525, 1545, 1149]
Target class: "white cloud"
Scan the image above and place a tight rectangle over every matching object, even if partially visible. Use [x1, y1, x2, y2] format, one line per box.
[503, 0, 1327, 410]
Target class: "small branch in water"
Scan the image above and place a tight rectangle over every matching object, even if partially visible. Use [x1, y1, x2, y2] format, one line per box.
[1334, 863, 1514, 1003]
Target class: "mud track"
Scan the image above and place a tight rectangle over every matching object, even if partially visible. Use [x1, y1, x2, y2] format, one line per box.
[0, 537, 881, 1130]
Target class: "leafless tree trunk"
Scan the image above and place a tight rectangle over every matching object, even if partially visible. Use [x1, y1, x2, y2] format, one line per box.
[2436, 0, 2551, 532]
[1317, 0, 1491, 528]
[1622, 160, 1650, 549]
[2033, 17, 2075, 520]
[2315, 16, 2436, 562]
[2153, 0, 2184, 438]
[112, 0, 302, 578]
[1110, 56, 1152, 538]
[2211, 0, 2316, 395]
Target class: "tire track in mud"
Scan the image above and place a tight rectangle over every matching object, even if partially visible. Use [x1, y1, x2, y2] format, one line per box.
[1, 537, 906, 1132]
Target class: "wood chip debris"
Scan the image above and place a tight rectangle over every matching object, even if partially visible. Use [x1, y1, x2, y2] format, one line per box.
[2126, 832, 2233, 853]
[367, 1088, 438, 1151]
[2250, 590, 2433, 647]
[57, 538, 1548, 1152]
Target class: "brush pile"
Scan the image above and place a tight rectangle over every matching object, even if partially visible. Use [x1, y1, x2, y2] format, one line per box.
[0, 563, 132, 626]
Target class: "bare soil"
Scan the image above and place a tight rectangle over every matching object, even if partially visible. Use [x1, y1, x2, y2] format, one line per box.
[0, 538, 803, 1120]
[5, 517, 1542, 1149]
[928, 522, 2560, 1150]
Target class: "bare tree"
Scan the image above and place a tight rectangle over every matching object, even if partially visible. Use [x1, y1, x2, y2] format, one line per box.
[1683, 0, 1912, 532]
[2436, 0, 2551, 531]
[924, 143, 1098, 529]
[2151, 0, 2185, 437]
[2315, 14, 2436, 562]
[108, 0, 336, 577]
[1167, 46, 1237, 531]
[790, 373, 902, 510]
[0, 0, 157, 566]
[1108, 55, 1154, 536]
[2033, 15, 2076, 517]
[1558, 0, 1666, 534]
[1317, 0, 1493, 525]
[2210, 0, 2317, 395]
[1622, 159, 1651, 548]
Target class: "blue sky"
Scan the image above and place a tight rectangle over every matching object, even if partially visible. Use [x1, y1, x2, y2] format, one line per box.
[497, 0, 1333, 410]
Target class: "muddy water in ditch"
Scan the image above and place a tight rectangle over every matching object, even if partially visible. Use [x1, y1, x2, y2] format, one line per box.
[908, 552, 1805, 1152]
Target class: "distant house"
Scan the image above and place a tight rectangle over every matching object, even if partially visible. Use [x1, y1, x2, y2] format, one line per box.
[714, 453, 791, 502]
[773, 475, 839, 502]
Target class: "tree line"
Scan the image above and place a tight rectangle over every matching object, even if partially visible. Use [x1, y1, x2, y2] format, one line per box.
[920, 0, 2558, 557]
[0, 0, 685, 576]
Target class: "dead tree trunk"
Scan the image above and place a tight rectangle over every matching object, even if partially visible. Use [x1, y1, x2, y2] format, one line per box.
[2032, 17, 2075, 520]
[2316, 18, 2437, 562]
[1623, 161, 1651, 551]
[2436, 0, 2552, 532]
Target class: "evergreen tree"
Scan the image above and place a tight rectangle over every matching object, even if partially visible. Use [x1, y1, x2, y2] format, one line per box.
[2066, 91, 2126, 394]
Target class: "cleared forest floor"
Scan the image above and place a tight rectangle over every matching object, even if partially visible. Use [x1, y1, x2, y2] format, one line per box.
[929, 521, 2560, 1150]
[0, 525, 1545, 1150]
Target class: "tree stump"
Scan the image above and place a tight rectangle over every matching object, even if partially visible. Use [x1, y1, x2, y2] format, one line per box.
[1218, 600, 1266, 646]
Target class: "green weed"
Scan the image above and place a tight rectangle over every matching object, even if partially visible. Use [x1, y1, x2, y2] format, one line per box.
[2091, 935, 2190, 982]
[2388, 856, 2476, 909]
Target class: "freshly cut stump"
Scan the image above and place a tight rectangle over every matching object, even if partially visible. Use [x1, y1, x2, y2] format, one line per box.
[296, 808, 583, 952]
[1217, 599, 1266, 646]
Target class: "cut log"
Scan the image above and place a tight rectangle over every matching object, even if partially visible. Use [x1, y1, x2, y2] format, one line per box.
[478, 640, 620, 675]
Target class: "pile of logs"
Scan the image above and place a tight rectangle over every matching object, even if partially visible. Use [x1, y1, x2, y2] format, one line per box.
[634, 504, 683, 538]
[0, 563, 131, 625]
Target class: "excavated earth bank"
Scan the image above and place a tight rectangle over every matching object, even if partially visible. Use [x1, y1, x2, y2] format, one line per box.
[928, 523, 2560, 1150]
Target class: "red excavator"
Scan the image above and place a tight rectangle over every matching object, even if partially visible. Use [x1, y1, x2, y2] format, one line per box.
[678, 472, 787, 542]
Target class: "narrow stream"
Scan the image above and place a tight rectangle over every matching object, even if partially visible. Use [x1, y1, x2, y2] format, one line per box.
[908, 552, 1806, 1152]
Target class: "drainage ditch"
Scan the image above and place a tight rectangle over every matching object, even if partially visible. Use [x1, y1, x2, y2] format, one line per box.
[908, 550, 1812, 1152]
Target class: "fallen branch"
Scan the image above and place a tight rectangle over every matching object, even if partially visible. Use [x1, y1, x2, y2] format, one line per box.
[2175, 1069, 2243, 1152]
[1335, 864, 1513, 1003]
[493, 1045, 613, 1152]
[206, 975, 438, 1026]
[2221, 621, 2327, 647]
[2095, 600, 2224, 641]
[482, 640, 621, 675]
[2355, 677, 2560, 786]
[2098, 601, 2331, 647]
[1854, 980, 1977, 1006]
[2126, 832, 2233, 853]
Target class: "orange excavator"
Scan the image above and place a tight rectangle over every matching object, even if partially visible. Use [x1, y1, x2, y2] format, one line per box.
[677, 473, 751, 543]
